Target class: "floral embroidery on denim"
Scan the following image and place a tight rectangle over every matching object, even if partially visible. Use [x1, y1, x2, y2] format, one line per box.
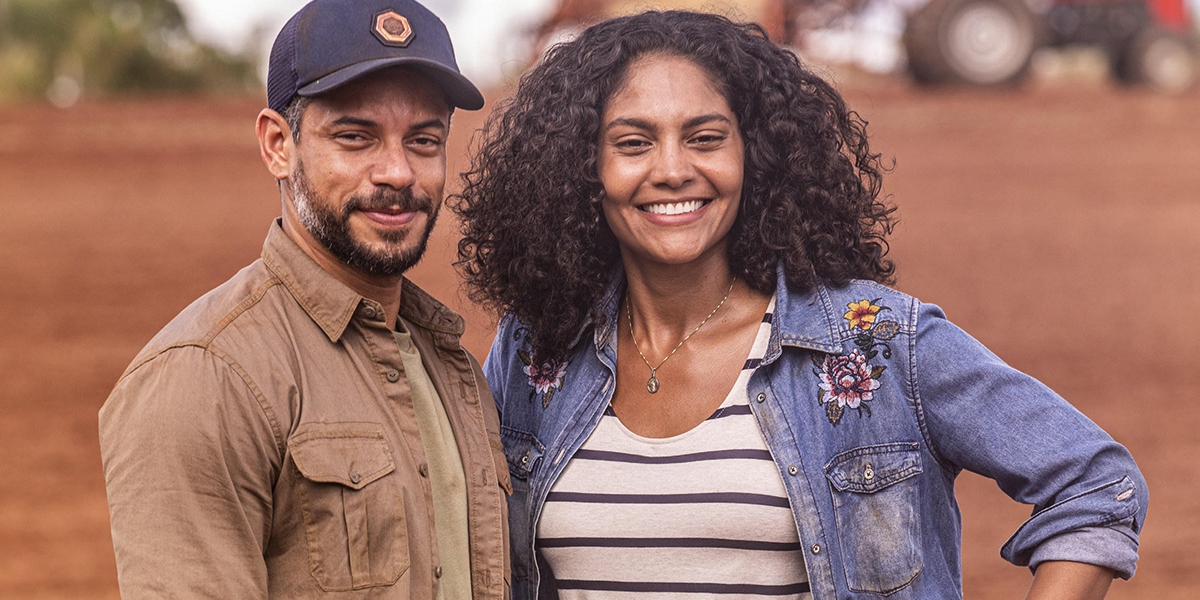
[519, 351, 567, 408]
[512, 327, 567, 408]
[813, 298, 899, 425]
[815, 350, 885, 424]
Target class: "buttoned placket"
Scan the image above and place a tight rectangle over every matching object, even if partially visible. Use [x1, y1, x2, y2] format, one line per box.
[746, 354, 836, 599]
[357, 298, 445, 596]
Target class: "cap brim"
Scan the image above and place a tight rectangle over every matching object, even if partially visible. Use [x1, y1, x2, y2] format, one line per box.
[298, 57, 484, 110]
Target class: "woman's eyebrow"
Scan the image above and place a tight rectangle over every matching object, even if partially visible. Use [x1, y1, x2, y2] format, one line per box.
[604, 113, 732, 132]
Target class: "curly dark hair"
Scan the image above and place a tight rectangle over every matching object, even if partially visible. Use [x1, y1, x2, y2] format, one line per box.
[452, 10, 895, 361]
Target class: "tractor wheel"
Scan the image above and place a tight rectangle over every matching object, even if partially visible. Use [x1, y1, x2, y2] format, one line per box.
[1114, 28, 1197, 93]
[904, 0, 1038, 86]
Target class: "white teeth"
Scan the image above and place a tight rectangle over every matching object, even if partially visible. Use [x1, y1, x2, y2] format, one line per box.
[642, 200, 706, 215]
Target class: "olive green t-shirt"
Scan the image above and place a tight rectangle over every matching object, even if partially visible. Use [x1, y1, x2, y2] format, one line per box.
[395, 324, 471, 600]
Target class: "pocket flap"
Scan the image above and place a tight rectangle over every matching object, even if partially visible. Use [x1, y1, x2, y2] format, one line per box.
[500, 426, 544, 480]
[825, 442, 922, 494]
[290, 423, 396, 490]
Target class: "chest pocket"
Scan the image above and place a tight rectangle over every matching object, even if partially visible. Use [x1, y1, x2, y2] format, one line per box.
[290, 423, 409, 591]
[825, 442, 924, 595]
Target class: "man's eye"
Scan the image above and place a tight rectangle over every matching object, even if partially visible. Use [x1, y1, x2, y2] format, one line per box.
[615, 139, 650, 150]
[336, 132, 368, 142]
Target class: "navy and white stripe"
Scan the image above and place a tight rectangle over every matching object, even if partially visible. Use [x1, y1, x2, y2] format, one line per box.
[537, 298, 812, 598]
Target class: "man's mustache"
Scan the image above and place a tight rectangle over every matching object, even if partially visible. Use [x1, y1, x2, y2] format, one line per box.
[344, 187, 433, 215]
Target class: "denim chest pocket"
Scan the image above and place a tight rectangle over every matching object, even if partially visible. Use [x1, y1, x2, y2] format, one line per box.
[825, 442, 924, 595]
[290, 423, 408, 591]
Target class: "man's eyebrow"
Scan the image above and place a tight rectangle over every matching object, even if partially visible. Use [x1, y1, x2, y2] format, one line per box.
[604, 113, 732, 132]
[410, 118, 448, 131]
[326, 117, 447, 131]
[330, 116, 378, 128]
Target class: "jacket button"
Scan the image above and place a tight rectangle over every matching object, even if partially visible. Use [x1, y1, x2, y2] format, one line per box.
[386, 369, 400, 382]
[350, 472, 361, 484]
[787, 465, 799, 476]
[362, 305, 377, 319]
[811, 544, 821, 555]
[864, 465, 875, 481]
[419, 464, 429, 477]
[756, 393, 766, 403]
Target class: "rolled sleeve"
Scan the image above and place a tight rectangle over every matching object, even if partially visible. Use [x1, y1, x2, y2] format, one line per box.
[99, 345, 281, 598]
[912, 302, 1147, 578]
[1028, 524, 1140, 579]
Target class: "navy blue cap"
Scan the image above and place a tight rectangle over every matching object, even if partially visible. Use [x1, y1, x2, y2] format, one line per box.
[266, 0, 483, 113]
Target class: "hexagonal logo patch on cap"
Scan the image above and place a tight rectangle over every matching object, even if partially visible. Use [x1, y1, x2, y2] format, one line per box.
[372, 10, 414, 47]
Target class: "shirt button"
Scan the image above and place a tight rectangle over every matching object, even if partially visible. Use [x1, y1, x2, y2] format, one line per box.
[787, 465, 799, 476]
[811, 544, 822, 555]
[419, 464, 429, 478]
[756, 392, 766, 403]
[434, 566, 443, 578]
[350, 472, 361, 484]
[362, 305, 377, 319]
[386, 369, 400, 382]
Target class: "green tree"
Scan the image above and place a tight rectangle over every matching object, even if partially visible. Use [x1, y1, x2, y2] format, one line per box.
[0, 0, 261, 104]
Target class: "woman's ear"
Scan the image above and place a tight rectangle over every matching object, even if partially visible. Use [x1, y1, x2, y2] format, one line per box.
[256, 108, 293, 182]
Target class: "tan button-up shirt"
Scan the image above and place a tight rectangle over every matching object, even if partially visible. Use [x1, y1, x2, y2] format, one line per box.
[99, 221, 511, 599]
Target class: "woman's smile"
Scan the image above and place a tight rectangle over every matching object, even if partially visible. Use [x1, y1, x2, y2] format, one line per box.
[638, 198, 710, 216]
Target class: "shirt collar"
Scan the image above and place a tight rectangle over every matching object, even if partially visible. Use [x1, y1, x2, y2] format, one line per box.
[260, 219, 464, 343]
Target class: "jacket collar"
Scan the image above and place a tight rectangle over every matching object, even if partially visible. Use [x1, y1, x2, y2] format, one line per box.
[768, 265, 844, 357]
[260, 219, 463, 343]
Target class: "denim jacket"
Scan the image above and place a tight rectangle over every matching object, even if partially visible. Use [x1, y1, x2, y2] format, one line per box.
[484, 268, 1146, 599]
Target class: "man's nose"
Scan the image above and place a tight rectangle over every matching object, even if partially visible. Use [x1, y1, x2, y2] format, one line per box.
[370, 149, 416, 190]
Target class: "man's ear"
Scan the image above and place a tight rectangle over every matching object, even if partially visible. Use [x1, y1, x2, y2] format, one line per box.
[257, 108, 293, 182]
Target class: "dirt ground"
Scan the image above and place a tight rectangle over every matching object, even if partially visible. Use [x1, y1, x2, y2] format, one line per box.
[2, 75, 1198, 598]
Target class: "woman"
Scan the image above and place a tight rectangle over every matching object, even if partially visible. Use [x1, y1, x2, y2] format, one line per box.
[454, 11, 1145, 600]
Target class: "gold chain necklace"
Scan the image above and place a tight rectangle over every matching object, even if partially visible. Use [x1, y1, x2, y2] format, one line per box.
[626, 278, 735, 394]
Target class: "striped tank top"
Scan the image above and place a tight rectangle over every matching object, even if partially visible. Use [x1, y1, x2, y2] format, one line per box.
[537, 297, 812, 598]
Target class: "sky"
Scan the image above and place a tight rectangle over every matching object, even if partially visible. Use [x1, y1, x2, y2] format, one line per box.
[174, 0, 555, 87]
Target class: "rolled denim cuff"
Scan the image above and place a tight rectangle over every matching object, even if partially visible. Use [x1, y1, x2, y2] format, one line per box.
[1028, 525, 1140, 579]
[1002, 476, 1142, 576]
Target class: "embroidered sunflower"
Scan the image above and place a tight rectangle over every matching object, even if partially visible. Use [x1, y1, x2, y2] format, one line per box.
[844, 299, 883, 331]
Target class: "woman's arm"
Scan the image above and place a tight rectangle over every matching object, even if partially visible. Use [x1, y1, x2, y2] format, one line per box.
[1025, 561, 1115, 600]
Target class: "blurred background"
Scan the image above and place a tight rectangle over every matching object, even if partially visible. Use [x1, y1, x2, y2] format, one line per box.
[2, 0, 1199, 598]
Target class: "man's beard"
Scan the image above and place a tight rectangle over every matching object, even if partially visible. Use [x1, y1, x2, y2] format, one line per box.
[292, 160, 438, 277]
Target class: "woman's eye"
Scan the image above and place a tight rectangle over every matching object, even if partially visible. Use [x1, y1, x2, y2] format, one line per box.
[615, 138, 650, 150]
[691, 133, 726, 145]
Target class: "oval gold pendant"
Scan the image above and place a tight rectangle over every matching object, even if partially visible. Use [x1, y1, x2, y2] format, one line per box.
[647, 374, 660, 394]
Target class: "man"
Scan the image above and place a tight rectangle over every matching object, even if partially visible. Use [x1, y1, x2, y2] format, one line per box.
[98, 1, 510, 597]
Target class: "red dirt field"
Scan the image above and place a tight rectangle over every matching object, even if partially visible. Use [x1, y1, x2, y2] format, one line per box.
[2, 79, 1198, 598]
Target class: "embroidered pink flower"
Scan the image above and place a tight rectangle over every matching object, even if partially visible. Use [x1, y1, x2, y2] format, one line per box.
[817, 350, 885, 424]
[518, 349, 568, 407]
[523, 359, 567, 395]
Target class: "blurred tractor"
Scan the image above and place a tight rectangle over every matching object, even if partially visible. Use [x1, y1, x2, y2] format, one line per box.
[900, 0, 1197, 90]
[534, 0, 1197, 90]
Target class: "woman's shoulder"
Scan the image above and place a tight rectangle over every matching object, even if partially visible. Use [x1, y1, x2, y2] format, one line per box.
[777, 277, 923, 335]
